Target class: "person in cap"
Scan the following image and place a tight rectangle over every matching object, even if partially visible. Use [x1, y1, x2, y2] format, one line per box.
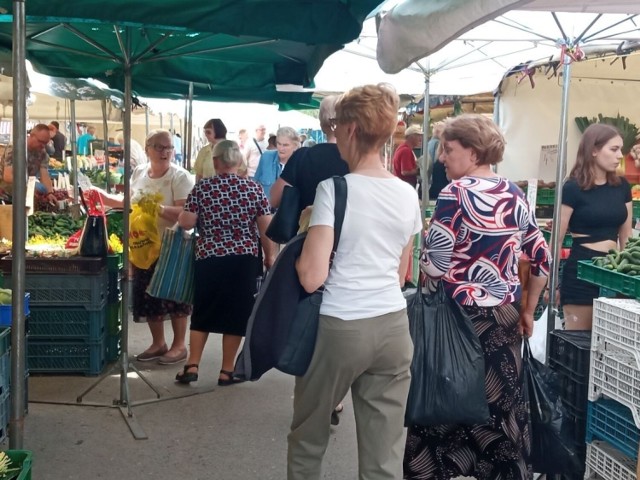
[392, 125, 422, 187]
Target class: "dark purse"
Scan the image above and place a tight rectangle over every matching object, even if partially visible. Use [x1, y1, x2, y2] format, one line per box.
[266, 185, 301, 244]
[275, 176, 347, 376]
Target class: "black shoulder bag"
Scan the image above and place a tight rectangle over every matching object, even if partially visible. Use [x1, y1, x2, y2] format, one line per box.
[276, 176, 347, 376]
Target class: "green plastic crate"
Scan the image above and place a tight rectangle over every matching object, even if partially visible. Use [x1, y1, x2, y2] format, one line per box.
[106, 253, 123, 272]
[541, 229, 573, 248]
[1, 450, 33, 480]
[106, 329, 121, 364]
[577, 260, 640, 299]
[633, 200, 640, 220]
[28, 306, 106, 341]
[27, 336, 107, 376]
[106, 301, 122, 336]
[536, 188, 556, 205]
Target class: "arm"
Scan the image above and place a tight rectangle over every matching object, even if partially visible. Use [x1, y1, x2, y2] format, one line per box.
[257, 214, 277, 269]
[400, 150, 419, 176]
[398, 237, 415, 286]
[178, 210, 197, 230]
[520, 274, 547, 337]
[158, 199, 186, 224]
[38, 166, 55, 194]
[2, 164, 12, 184]
[92, 186, 124, 209]
[296, 224, 333, 293]
[270, 177, 291, 208]
[619, 201, 633, 249]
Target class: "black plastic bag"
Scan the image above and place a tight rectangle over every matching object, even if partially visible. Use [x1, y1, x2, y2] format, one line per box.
[405, 283, 489, 426]
[79, 215, 108, 257]
[523, 338, 583, 475]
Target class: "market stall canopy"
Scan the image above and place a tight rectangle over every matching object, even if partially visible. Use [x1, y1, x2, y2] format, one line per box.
[377, 0, 640, 74]
[0, 0, 384, 107]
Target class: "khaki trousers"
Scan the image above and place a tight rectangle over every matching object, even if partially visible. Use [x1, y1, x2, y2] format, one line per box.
[287, 309, 413, 480]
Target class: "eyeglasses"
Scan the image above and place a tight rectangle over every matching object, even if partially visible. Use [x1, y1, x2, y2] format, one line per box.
[150, 144, 174, 153]
[329, 118, 338, 132]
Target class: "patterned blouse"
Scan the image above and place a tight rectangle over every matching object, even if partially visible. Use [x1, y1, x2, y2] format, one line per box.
[184, 173, 271, 260]
[422, 176, 550, 307]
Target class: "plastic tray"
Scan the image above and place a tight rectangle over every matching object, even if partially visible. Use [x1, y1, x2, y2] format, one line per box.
[28, 306, 106, 341]
[0, 327, 10, 357]
[548, 330, 592, 383]
[536, 187, 556, 205]
[561, 400, 588, 461]
[588, 346, 640, 429]
[577, 260, 640, 299]
[633, 200, 640, 220]
[541, 228, 573, 248]
[107, 270, 121, 304]
[592, 298, 640, 366]
[586, 399, 640, 461]
[0, 293, 31, 327]
[106, 253, 123, 272]
[0, 390, 9, 444]
[0, 256, 106, 274]
[27, 335, 107, 376]
[6, 272, 107, 309]
[2, 450, 33, 480]
[106, 330, 121, 364]
[585, 440, 636, 480]
[106, 300, 122, 336]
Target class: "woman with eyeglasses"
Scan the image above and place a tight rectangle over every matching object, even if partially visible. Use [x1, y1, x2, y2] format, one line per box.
[100, 129, 195, 365]
[194, 118, 227, 182]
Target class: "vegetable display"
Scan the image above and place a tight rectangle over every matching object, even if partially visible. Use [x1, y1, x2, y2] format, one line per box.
[28, 212, 84, 238]
[592, 237, 640, 275]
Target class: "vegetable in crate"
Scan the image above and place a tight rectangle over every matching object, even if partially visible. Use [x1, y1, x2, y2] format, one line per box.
[592, 237, 640, 276]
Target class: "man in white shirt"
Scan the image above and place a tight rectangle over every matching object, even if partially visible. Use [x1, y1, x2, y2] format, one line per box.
[244, 124, 268, 177]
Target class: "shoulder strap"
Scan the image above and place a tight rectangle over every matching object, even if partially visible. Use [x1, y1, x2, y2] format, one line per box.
[331, 176, 347, 254]
[253, 138, 263, 155]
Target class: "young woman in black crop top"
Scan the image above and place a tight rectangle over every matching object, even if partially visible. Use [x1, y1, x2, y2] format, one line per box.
[556, 123, 632, 329]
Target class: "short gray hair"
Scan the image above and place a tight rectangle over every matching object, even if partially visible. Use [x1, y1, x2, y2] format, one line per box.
[276, 126, 300, 147]
[319, 95, 339, 131]
[145, 129, 171, 147]
[211, 140, 243, 167]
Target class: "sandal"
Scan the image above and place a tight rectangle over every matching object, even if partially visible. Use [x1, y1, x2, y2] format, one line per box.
[175, 364, 199, 384]
[218, 369, 244, 387]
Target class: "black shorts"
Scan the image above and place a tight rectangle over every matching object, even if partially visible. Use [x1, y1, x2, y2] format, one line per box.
[560, 244, 603, 306]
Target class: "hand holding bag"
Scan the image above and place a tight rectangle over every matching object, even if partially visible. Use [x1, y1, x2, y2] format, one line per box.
[405, 282, 490, 426]
[266, 185, 301, 244]
[146, 226, 195, 304]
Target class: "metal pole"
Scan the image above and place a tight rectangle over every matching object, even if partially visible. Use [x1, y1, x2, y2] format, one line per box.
[421, 73, 430, 210]
[101, 99, 110, 193]
[159, 112, 163, 129]
[169, 113, 174, 133]
[144, 105, 149, 137]
[186, 83, 193, 171]
[9, 0, 27, 449]
[546, 50, 573, 358]
[69, 99, 78, 202]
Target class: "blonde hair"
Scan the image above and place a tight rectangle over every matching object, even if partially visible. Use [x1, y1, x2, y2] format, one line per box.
[335, 83, 399, 153]
[212, 140, 243, 167]
[441, 114, 505, 166]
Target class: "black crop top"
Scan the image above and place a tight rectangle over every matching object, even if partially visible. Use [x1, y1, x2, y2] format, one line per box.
[562, 177, 631, 243]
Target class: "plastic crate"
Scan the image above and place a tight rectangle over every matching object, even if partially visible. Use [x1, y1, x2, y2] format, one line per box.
[585, 440, 636, 480]
[633, 200, 640, 220]
[106, 329, 121, 364]
[0, 349, 8, 397]
[549, 330, 592, 383]
[562, 400, 588, 460]
[107, 270, 121, 304]
[541, 228, 573, 248]
[6, 271, 107, 309]
[0, 390, 9, 443]
[536, 187, 556, 205]
[586, 399, 640, 461]
[557, 371, 590, 414]
[27, 335, 107, 376]
[0, 255, 106, 274]
[592, 298, 640, 366]
[106, 253, 123, 272]
[28, 306, 106, 341]
[0, 327, 9, 357]
[588, 347, 640, 429]
[0, 293, 31, 327]
[106, 301, 122, 336]
[577, 260, 640, 299]
[2, 450, 33, 480]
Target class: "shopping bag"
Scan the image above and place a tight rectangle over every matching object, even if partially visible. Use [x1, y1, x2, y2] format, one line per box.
[129, 200, 161, 269]
[266, 185, 301, 244]
[523, 338, 583, 475]
[79, 215, 108, 256]
[405, 282, 489, 426]
[146, 227, 195, 304]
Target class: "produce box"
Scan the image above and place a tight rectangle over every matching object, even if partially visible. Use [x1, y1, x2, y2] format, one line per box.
[633, 200, 640, 220]
[0, 450, 33, 480]
[541, 228, 572, 248]
[585, 440, 636, 480]
[577, 260, 640, 299]
[27, 335, 107, 376]
[536, 187, 556, 205]
[0, 257, 106, 275]
[0, 294, 30, 327]
[586, 399, 639, 461]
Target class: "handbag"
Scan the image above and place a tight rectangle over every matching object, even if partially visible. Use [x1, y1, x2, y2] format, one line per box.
[275, 176, 347, 376]
[79, 188, 108, 257]
[523, 338, 583, 475]
[266, 185, 301, 244]
[146, 226, 195, 304]
[405, 282, 490, 426]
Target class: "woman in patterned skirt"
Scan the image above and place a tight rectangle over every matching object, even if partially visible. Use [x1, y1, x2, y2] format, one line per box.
[404, 114, 551, 480]
[175, 140, 276, 386]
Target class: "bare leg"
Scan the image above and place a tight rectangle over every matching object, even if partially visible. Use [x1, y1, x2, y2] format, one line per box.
[220, 334, 242, 376]
[184, 330, 209, 374]
[147, 318, 167, 349]
[563, 304, 593, 330]
[167, 314, 188, 355]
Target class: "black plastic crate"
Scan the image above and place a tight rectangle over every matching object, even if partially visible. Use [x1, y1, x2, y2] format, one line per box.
[548, 330, 592, 383]
[557, 370, 590, 414]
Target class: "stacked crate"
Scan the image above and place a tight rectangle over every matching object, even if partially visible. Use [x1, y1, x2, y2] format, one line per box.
[106, 254, 123, 363]
[3, 257, 110, 376]
[547, 329, 591, 474]
[584, 298, 640, 479]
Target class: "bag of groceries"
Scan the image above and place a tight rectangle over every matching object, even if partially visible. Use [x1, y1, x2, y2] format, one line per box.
[129, 192, 162, 269]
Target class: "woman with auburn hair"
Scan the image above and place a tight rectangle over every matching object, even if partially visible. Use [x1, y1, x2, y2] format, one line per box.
[556, 123, 631, 329]
[288, 84, 422, 479]
[404, 114, 550, 480]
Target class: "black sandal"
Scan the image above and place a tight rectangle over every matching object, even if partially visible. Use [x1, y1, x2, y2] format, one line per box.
[218, 369, 244, 387]
[175, 364, 199, 384]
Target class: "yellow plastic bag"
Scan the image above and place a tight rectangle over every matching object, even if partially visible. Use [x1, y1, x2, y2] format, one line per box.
[129, 193, 162, 269]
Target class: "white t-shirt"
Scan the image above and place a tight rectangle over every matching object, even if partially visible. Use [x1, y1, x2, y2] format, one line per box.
[310, 173, 422, 320]
[131, 163, 194, 231]
[244, 138, 269, 177]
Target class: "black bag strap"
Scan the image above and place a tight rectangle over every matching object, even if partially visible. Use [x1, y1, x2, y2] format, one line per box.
[331, 176, 347, 258]
[253, 138, 263, 155]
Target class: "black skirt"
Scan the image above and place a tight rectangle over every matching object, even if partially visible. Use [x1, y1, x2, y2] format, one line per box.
[191, 254, 261, 336]
[560, 244, 602, 306]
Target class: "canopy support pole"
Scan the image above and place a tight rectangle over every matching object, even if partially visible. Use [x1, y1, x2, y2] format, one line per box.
[186, 82, 193, 170]
[420, 65, 430, 210]
[9, 0, 28, 449]
[144, 105, 149, 137]
[101, 99, 110, 193]
[546, 46, 573, 358]
[69, 99, 78, 201]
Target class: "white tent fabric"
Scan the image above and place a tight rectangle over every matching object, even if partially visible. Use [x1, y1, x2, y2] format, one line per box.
[377, 1, 640, 74]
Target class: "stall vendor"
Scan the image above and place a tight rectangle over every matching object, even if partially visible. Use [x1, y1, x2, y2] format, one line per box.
[0, 124, 56, 203]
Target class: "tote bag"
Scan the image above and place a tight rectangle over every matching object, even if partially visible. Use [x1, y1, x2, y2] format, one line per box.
[146, 227, 195, 304]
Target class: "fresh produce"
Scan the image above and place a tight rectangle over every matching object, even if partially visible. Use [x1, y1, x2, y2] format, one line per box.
[0, 288, 11, 305]
[109, 233, 123, 254]
[632, 184, 640, 200]
[106, 210, 124, 240]
[28, 212, 84, 238]
[592, 237, 640, 275]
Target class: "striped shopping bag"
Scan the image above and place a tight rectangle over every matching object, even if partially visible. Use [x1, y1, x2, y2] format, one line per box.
[146, 227, 195, 304]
